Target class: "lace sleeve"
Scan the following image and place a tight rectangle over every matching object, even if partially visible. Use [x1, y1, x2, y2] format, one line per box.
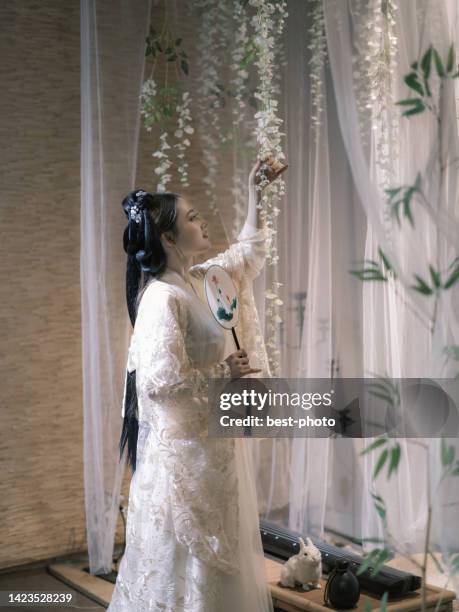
[190, 220, 272, 282]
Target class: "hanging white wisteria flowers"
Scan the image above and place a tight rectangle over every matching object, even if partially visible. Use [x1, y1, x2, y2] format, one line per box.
[193, 0, 232, 216]
[350, 0, 399, 191]
[173, 91, 194, 187]
[249, 0, 288, 376]
[139, 78, 158, 132]
[152, 132, 172, 192]
[229, 0, 257, 239]
[231, 0, 251, 127]
[307, 0, 328, 135]
[140, 16, 193, 192]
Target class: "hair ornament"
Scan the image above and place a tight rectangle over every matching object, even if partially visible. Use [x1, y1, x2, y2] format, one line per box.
[129, 190, 148, 224]
[129, 205, 142, 224]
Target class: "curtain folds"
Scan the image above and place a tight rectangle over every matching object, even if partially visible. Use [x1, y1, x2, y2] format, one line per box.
[80, 0, 459, 593]
[81, 0, 152, 574]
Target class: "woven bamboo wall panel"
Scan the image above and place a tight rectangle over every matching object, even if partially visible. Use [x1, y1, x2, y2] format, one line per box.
[0, 0, 240, 570]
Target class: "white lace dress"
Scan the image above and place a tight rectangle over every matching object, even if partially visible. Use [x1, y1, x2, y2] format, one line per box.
[107, 222, 274, 612]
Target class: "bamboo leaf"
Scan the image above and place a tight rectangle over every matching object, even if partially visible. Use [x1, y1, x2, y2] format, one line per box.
[385, 187, 402, 199]
[404, 72, 424, 96]
[378, 248, 396, 277]
[380, 591, 389, 612]
[370, 492, 384, 504]
[396, 98, 421, 106]
[180, 60, 189, 75]
[433, 48, 446, 77]
[429, 265, 442, 289]
[391, 201, 401, 226]
[403, 100, 426, 116]
[421, 46, 433, 79]
[441, 438, 455, 466]
[357, 549, 384, 576]
[423, 76, 432, 97]
[447, 43, 455, 73]
[374, 503, 387, 522]
[412, 275, 433, 295]
[388, 444, 401, 478]
[368, 549, 391, 577]
[444, 266, 459, 289]
[351, 269, 388, 281]
[374, 449, 389, 479]
[403, 196, 415, 226]
[360, 437, 388, 456]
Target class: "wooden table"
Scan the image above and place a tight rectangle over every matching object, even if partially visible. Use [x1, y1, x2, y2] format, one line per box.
[265, 557, 457, 612]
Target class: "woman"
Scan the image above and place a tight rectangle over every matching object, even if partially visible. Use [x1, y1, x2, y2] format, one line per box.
[107, 157, 285, 612]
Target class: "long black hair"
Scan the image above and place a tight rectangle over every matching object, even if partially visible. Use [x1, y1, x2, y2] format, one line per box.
[119, 189, 180, 474]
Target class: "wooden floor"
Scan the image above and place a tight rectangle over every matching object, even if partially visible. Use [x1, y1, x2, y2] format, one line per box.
[0, 552, 106, 612]
[1, 546, 457, 612]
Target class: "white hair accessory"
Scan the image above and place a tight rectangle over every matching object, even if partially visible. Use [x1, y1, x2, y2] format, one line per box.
[129, 190, 148, 224]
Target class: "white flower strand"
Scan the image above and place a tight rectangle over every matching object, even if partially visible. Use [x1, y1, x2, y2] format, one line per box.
[140, 78, 158, 133]
[230, 0, 250, 127]
[194, 0, 223, 217]
[249, 0, 288, 376]
[373, 0, 398, 193]
[152, 132, 172, 192]
[307, 0, 328, 135]
[140, 77, 174, 188]
[350, 0, 399, 233]
[173, 91, 194, 188]
[230, 0, 256, 239]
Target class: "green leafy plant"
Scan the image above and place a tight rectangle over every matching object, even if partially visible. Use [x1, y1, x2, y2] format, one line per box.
[146, 27, 189, 76]
[360, 438, 459, 612]
[385, 173, 421, 227]
[412, 257, 459, 296]
[350, 248, 396, 282]
[351, 44, 459, 340]
[360, 435, 401, 480]
[141, 86, 180, 127]
[396, 44, 459, 119]
[141, 3, 191, 130]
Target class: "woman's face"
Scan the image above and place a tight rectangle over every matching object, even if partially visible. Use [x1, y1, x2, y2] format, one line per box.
[172, 196, 210, 256]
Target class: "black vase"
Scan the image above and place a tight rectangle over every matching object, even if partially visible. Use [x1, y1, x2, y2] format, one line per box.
[324, 559, 360, 609]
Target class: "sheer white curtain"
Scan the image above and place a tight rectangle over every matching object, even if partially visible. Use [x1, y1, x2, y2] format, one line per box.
[81, 0, 151, 574]
[266, 0, 459, 594]
[80, 0, 459, 588]
[268, 0, 367, 539]
[324, 0, 459, 575]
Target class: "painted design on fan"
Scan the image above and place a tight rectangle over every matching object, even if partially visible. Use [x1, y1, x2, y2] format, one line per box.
[212, 274, 237, 322]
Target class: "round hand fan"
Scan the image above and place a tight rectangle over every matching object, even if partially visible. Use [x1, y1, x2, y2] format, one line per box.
[204, 264, 241, 350]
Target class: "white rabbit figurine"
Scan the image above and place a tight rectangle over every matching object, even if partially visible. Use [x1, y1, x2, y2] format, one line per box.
[280, 537, 322, 591]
